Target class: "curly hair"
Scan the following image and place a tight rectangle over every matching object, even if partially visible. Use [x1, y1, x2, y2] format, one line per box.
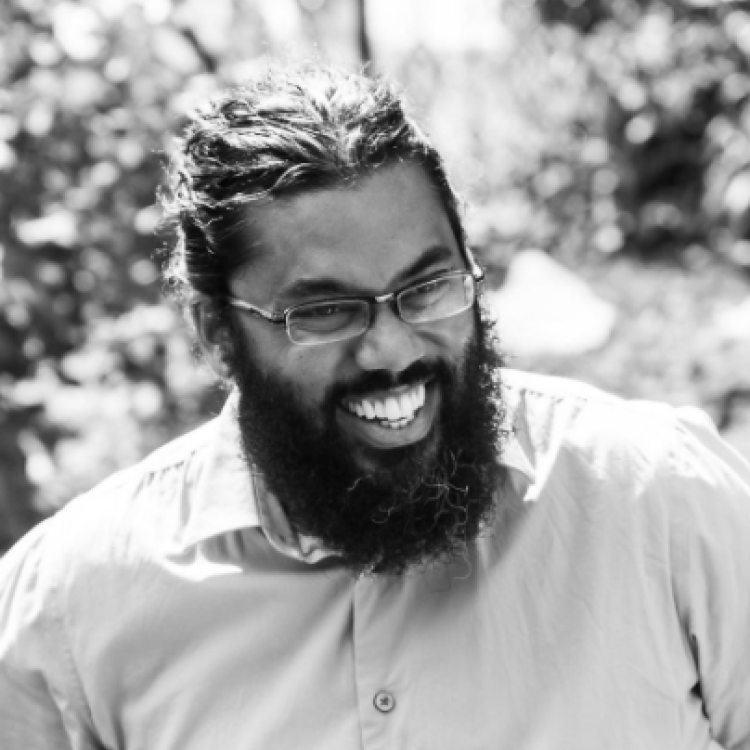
[159, 63, 466, 317]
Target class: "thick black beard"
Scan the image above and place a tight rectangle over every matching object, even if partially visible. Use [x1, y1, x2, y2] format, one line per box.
[229, 308, 508, 577]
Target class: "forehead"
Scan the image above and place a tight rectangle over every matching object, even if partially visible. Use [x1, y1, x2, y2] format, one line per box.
[229, 162, 462, 304]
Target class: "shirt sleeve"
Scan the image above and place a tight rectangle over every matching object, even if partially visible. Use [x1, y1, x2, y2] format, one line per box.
[668, 409, 750, 750]
[0, 520, 93, 750]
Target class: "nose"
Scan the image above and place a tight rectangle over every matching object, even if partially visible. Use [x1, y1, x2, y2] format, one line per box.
[353, 302, 425, 373]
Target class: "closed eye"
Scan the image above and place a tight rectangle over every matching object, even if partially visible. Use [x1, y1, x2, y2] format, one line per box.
[295, 301, 359, 318]
[289, 300, 364, 334]
[413, 277, 451, 295]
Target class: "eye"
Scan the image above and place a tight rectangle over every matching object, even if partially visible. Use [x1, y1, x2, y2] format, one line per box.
[408, 277, 452, 306]
[290, 300, 363, 333]
[415, 278, 450, 295]
[303, 303, 348, 318]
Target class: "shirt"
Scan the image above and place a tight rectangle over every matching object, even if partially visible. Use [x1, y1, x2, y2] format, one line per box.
[2, 369, 750, 750]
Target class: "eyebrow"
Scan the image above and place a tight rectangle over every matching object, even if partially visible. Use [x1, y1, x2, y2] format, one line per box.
[277, 245, 457, 304]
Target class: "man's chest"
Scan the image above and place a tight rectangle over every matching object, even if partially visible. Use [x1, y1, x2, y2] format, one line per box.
[74, 534, 710, 750]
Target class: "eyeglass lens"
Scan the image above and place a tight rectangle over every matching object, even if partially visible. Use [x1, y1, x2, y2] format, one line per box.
[398, 274, 474, 323]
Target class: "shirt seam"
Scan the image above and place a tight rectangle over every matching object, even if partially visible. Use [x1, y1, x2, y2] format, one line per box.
[503, 379, 683, 425]
[502, 380, 603, 405]
[139, 430, 215, 476]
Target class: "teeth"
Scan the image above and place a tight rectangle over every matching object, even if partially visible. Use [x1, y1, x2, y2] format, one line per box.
[415, 383, 425, 408]
[385, 397, 400, 421]
[399, 393, 411, 414]
[381, 414, 415, 429]
[345, 383, 427, 425]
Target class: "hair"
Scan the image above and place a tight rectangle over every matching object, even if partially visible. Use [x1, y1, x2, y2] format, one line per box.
[159, 62, 466, 318]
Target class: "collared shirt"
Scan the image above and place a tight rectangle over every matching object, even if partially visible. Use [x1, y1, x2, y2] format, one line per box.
[2, 369, 750, 750]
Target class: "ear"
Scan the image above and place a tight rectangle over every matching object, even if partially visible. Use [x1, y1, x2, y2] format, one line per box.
[189, 298, 234, 380]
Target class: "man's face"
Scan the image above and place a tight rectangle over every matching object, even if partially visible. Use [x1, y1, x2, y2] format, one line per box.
[222, 162, 506, 575]
[227, 163, 475, 468]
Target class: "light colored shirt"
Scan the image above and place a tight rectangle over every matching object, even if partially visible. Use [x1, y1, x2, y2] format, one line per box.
[2, 369, 750, 750]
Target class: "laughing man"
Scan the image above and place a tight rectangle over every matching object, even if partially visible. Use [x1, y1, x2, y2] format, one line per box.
[2, 64, 750, 750]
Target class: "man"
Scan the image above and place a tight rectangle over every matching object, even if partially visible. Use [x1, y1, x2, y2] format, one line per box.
[2, 63, 750, 750]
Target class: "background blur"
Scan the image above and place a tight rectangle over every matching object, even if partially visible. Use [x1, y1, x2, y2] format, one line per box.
[2, 0, 750, 551]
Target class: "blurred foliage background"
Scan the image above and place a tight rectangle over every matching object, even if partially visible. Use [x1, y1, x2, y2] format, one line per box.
[2, 0, 750, 551]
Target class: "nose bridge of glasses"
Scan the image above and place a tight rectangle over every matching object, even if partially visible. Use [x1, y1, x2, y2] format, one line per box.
[366, 288, 402, 321]
[372, 289, 398, 305]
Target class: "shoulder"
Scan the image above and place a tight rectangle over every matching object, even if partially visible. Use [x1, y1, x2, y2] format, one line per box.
[499, 371, 750, 558]
[498, 368, 747, 504]
[500, 368, 680, 462]
[1, 417, 220, 590]
[500, 367, 680, 425]
[0, 417, 222, 698]
[497, 369, 750, 564]
[77, 415, 216, 499]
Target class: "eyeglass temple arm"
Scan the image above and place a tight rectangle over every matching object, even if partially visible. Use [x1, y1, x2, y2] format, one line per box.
[227, 298, 286, 324]
[465, 247, 485, 282]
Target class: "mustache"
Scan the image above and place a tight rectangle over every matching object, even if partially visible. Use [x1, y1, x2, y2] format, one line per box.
[327, 359, 453, 404]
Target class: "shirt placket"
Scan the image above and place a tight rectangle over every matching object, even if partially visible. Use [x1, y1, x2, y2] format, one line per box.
[352, 576, 407, 750]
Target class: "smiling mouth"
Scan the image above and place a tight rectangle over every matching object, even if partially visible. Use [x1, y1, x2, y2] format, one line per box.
[342, 382, 426, 430]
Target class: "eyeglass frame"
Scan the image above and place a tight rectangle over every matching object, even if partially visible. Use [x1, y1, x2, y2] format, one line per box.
[225, 254, 485, 346]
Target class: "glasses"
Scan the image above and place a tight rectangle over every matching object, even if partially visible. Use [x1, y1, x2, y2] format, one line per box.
[226, 268, 484, 346]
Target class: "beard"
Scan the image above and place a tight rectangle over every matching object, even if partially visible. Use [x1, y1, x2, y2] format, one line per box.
[227, 306, 508, 577]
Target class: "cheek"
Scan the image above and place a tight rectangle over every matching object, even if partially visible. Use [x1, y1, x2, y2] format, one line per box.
[423, 309, 476, 358]
[274, 347, 346, 406]
[234, 313, 350, 407]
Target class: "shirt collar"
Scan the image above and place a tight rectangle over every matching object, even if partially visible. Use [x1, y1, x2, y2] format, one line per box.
[178, 391, 261, 550]
[182, 387, 537, 554]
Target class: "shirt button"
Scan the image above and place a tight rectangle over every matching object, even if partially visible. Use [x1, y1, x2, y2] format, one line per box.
[374, 690, 396, 713]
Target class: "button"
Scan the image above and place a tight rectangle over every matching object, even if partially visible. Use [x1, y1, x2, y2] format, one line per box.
[374, 690, 396, 713]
